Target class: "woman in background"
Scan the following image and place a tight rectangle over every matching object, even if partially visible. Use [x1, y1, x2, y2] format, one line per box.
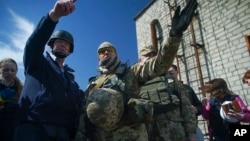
[242, 70, 250, 86]
[0, 58, 23, 141]
[242, 70, 250, 111]
[201, 78, 250, 141]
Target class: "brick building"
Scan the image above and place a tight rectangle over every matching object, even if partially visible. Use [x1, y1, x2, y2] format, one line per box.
[134, 0, 250, 140]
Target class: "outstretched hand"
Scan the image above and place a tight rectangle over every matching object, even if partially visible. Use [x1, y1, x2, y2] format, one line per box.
[49, 0, 77, 22]
[170, 0, 198, 37]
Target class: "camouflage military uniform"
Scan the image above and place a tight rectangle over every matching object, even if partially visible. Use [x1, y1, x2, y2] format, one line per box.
[75, 37, 182, 141]
[144, 78, 197, 141]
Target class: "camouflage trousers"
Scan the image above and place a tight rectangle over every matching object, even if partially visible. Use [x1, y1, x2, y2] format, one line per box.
[89, 123, 148, 141]
[112, 123, 148, 141]
[146, 113, 186, 141]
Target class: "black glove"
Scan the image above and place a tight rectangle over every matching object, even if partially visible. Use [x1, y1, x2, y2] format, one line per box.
[170, 0, 198, 37]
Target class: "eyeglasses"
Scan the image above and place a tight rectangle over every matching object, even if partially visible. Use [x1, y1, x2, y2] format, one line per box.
[98, 48, 115, 54]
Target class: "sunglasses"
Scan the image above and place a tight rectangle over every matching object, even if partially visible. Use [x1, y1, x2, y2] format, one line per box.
[98, 47, 115, 54]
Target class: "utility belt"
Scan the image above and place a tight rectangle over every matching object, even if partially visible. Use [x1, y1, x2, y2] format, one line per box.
[153, 102, 178, 116]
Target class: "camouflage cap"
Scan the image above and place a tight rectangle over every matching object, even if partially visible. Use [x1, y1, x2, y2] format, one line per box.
[97, 42, 117, 53]
[139, 45, 156, 56]
[86, 88, 124, 130]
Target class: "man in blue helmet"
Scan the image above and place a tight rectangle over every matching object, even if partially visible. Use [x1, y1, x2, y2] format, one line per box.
[12, 0, 83, 141]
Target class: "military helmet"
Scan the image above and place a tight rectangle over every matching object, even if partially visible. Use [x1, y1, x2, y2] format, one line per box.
[139, 45, 156, 56]
[47, 30, 74, 53]
[97, 42, 117, 54]
[86, 88, 124, 130]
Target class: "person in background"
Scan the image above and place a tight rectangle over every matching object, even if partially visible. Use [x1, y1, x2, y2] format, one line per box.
[12, 0, 83, 141]
[241, 69, 250, 111]
[201, 78, 250, 141]
[138, 46, 198, 141]
[75, 0, 198, 140]
[242, 70, 250, 86]
[168, 64, 203, 141]
[0, 58, 23, 141]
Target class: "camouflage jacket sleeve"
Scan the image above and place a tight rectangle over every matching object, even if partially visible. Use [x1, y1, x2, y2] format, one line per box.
[130, 37, 181, 83]
[177, 82, 197, 139]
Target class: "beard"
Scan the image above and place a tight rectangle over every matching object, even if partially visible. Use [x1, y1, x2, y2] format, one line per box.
[52, 51, 68, 58]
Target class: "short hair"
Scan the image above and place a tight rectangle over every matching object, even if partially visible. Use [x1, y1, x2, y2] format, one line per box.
[242, 70, 250, 83]
[171, 64, 178, 71]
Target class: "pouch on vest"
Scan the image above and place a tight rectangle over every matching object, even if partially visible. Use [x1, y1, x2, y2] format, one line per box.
[126, 98, 154, 124]
[139, 75, 180, 115]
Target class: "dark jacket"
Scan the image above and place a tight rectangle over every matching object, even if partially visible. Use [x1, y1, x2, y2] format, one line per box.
[16, 14, 82, 134]
[0, 81, 20, 141]
[183, 84, 202, 117]
[208, 95, 240, 141]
